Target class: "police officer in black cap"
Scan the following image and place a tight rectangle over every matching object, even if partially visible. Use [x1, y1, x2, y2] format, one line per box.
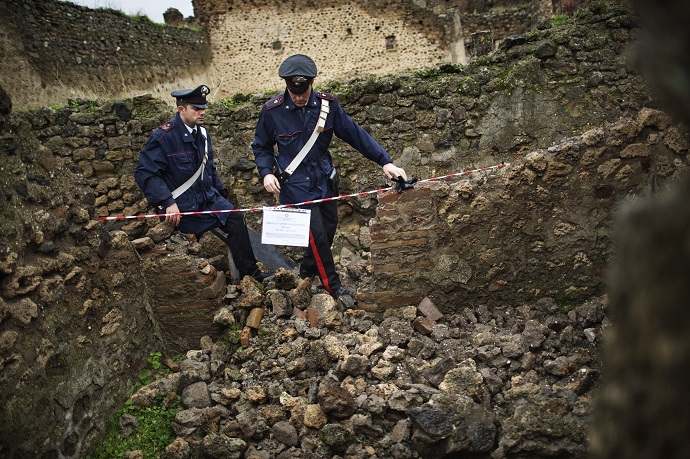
[252, 55, 407, 305]
[135, 85, 272, 282]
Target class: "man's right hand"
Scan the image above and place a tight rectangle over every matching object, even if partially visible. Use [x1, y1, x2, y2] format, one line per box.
[263, 174, 281, 194]
[165, 203, 181, 227]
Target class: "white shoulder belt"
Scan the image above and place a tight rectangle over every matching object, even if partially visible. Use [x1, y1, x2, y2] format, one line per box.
[171, 126, 208, 200]
[282, 98, 330, 177]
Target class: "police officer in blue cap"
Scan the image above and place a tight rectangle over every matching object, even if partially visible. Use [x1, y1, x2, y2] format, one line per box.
[252, 54, 407, 305]
[135, 85, 272, 282]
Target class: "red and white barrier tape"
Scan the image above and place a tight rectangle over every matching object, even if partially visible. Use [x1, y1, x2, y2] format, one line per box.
[98, 162, 509, 221]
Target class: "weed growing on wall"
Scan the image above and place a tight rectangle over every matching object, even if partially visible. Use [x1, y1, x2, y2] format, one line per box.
[88, 399, 180, 458]
[552, 13, 569, 27]
[87, 352, 181, 458]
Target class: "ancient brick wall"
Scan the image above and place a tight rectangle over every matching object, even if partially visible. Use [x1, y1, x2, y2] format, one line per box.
[140, 247, 227, 353]
[199, 0, 450, 97]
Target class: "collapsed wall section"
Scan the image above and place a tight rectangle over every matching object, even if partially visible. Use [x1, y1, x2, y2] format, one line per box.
[365, 109, 689, 310]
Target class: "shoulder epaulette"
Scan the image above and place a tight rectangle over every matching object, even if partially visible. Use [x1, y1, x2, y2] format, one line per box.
[152, 120, 175, 138]
[266, 95, 284, 110]
[315, 92, 334, 101]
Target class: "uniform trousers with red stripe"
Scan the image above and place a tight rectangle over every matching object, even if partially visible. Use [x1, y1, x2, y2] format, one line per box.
[299, 200, 341, 294]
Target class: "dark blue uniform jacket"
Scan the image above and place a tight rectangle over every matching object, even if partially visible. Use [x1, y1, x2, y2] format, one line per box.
[252, 90, 392, 205]
[134, 113, 231, 235]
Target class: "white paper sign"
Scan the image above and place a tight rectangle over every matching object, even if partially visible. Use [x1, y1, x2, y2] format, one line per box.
[261, 208, 311, 247]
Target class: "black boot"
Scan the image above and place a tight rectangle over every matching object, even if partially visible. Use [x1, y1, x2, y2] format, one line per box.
[251, 269, 274, 282]
[333, 286, 357, 308]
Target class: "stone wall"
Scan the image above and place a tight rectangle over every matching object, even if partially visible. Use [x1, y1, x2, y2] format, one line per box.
[0, 93, 172, 455]
[365, 108, 689, 310]
[0, 0, 211, 109]
[0, 91, 231, 455]
[76, 3, 675, 293]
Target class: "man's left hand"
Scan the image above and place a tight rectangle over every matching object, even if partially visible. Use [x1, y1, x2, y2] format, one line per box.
[383, 163, 407, 180]
[263, 174, 281, 194]
[165, 203, 181, 227]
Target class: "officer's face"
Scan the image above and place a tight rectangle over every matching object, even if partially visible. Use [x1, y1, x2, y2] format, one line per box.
[288, 85, 312, 107]
[178, 104, 205, 127]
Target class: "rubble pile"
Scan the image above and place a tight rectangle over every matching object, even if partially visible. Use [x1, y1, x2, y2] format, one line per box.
[128, 268, 606, 459]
